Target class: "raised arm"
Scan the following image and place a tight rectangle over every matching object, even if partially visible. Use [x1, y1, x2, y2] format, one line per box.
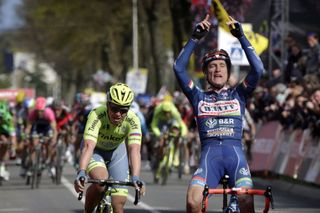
[173, 15, 211, 96]
[227, 17, 264, 92]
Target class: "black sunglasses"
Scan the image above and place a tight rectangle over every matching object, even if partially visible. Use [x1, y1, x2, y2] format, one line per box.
[108, 103, 129, 114]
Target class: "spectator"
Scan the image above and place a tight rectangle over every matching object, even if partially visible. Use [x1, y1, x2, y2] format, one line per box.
[285, 44, 305, 83]
[265, 68, 282, 88]
[305, 32, 320, 76]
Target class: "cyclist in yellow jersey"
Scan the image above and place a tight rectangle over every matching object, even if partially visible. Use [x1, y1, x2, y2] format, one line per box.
[74, 83, 145, 213]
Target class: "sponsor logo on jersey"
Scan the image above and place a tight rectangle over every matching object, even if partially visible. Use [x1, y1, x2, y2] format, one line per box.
[218, 118, 234, 125]
[220, 91, 228, 99]
[205, 118, 235, 129]
[88, 119, 99, 131]
[100, 134, 124, 141]
[205, 118, 217, 128]
[97, 111, 107, 119]
[239, 167, 250, 176]
[198, 100, 241, 116]
[207, 128, 234, 137]
[126, 117, 139, 129]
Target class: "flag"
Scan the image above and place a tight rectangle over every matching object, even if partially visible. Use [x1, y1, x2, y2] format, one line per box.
[211, 0, 268, 55]
[211, 0, 230, 32]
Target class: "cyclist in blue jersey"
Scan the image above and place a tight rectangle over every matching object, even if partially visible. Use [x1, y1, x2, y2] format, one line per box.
[173, 15, 264, 213]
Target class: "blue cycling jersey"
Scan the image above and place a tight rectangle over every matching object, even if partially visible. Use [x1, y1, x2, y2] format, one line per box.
[173, 36, 264, 188]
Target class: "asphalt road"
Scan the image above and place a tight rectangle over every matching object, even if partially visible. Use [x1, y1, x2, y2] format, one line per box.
[1, 161, 320, 213]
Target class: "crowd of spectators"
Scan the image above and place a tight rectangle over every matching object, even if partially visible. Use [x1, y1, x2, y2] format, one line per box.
[247, 33, 320, 139]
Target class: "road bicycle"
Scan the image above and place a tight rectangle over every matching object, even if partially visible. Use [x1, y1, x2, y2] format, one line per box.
[53, 129, 69, 185]
[154, 130, 181, 185]
[78, 178, 143, 213]
[201, 175, 274, 213]
[25, 134, 50, 189]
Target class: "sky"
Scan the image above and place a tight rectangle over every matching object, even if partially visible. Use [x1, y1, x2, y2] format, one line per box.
[0, 0, 23, 32]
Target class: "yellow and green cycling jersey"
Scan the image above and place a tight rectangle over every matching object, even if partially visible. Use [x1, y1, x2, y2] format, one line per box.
[151, 101, 187, 138]
[83, 105, 142, 151]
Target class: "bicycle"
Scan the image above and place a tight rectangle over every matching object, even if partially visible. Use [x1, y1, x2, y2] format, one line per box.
[53, 129, 69, 185]
[77, 178, 143, 213]
[25, 134, 50, 189]
[201, 175, 274, 213]
[154, 129, 181, 185]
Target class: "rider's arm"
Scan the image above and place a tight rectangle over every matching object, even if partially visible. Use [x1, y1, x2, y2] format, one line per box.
[173, 39, 198, 95]
[151, 105, 161, 137]
[25, 110, 35, 136]
[232, 21, 264, 94]
[128, 143, 141, 177]
[127, 111, 142, 177]
[7, 114, 17, 150]
[46, 108, 58, 144]
[50, 120, 58, 144]
[81, 109, 101, 172]
[171, 108, 188, 137]
[79, 139, 96, 171]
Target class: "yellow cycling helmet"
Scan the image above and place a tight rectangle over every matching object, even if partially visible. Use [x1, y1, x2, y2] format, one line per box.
[107, 83, 134, 107]
[16, 90, 26, 104]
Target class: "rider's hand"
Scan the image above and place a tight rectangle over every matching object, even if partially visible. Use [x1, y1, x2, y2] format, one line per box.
[74, 169, 87, 193]
[191, 14, 211, 40]
[9, 148, 16, 159]
[227, 16, 244, 39]
[132, 176, 146, 196]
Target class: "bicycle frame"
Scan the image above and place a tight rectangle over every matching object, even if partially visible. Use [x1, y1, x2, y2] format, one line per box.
[78, 179, 142, 213]
[201, 185, 274, 213]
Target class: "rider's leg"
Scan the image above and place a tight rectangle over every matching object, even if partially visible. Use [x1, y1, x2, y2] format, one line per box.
[111, 195, 127, 213]
[186, 185, 204, 213]
[0, 135, 9, 179]
[0, 135, 9, 162]
[85, 166, 108, 212]
[229, 145, 255, 213]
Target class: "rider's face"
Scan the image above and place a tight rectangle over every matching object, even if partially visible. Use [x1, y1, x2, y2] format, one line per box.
[163, 111, 172, 119]
[206, 60, 228, 89]
[107, 102, 129, 125]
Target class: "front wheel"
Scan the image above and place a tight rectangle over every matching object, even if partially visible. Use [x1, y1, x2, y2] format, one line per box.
[31, 147, 42, 189]
[55, 141, 65, 184]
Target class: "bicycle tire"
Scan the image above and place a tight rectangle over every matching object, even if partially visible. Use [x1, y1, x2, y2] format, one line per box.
[31, 147, 41, 189]
[178, 141, 184, 179]
[95, 198, 112, 213]
[26, 175, 30, 185]
[55, 140, 64, 185]
[161, 152, 170, 185]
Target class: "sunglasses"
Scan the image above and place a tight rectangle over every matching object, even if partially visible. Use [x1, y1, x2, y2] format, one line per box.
[108, 103, 129, 114]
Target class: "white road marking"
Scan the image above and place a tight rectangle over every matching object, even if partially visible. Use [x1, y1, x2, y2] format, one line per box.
[61, 176, 161, 213]
[0, 208, 28, 212]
